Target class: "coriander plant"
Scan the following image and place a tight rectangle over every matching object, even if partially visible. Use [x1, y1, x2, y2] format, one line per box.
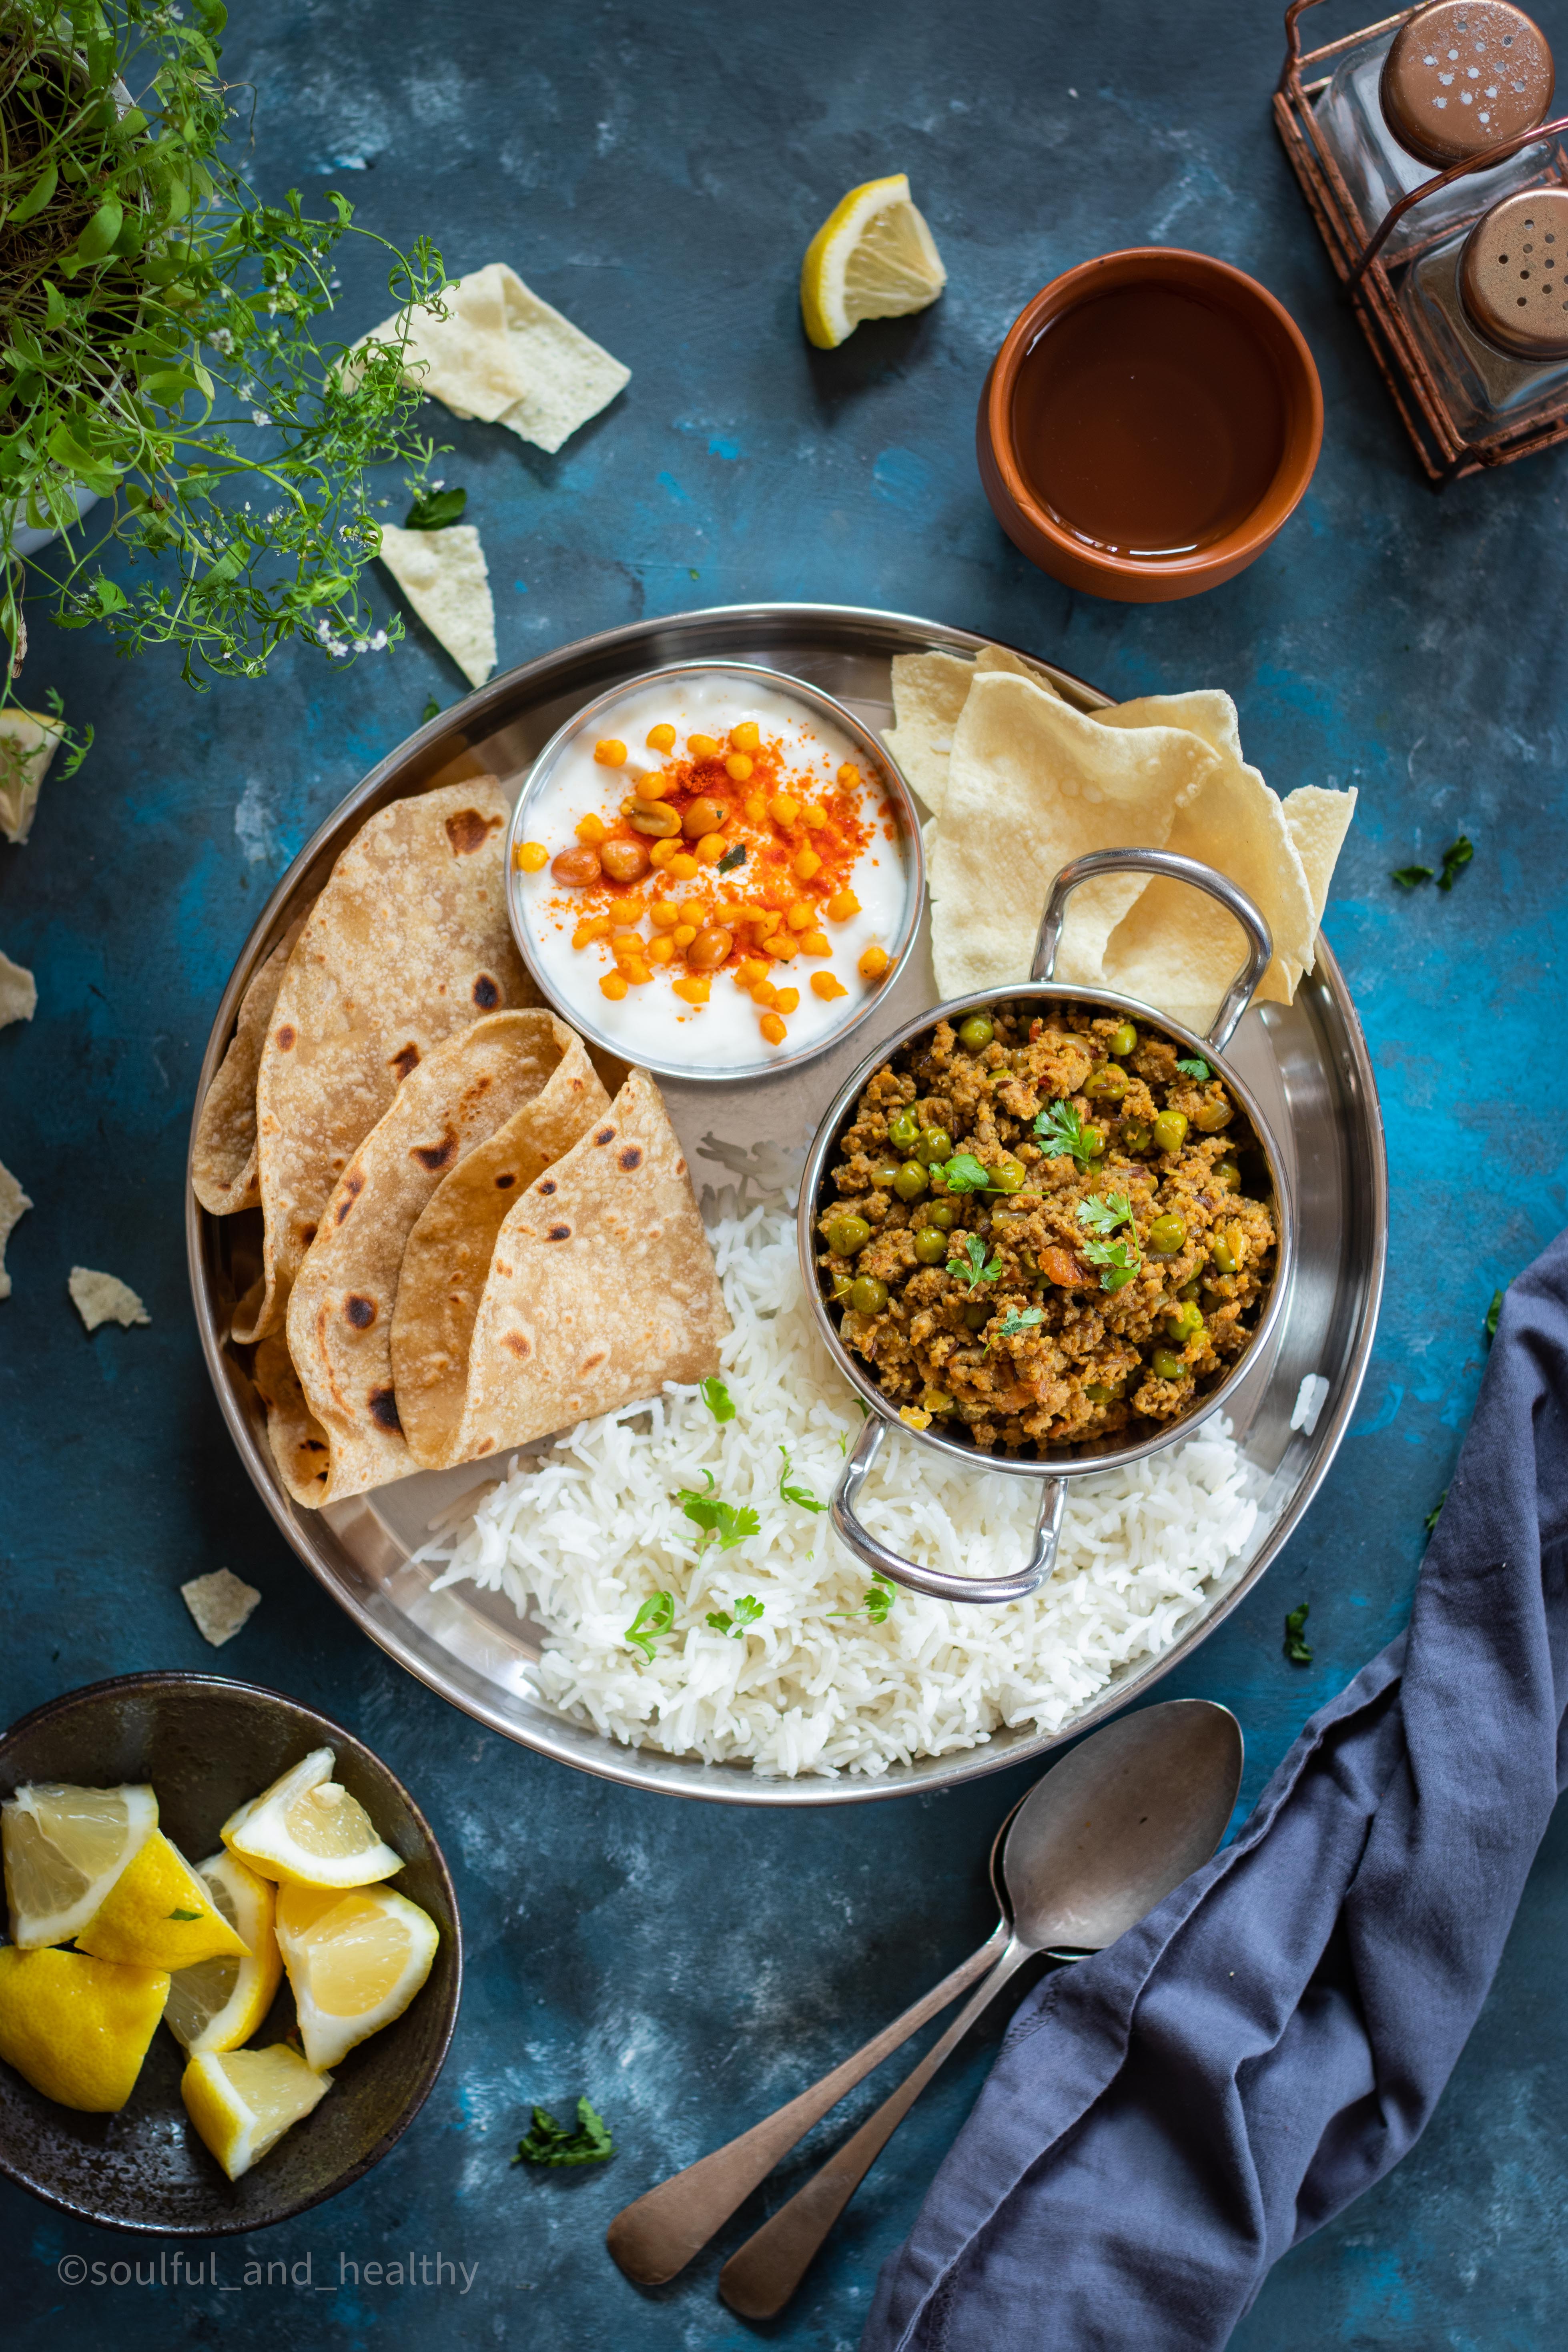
[0, 0, 448, 759]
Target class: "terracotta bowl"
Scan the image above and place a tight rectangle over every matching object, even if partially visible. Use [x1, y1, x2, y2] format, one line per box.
[0, 1672, 461, 2233]
[976, 247, 1323, 604]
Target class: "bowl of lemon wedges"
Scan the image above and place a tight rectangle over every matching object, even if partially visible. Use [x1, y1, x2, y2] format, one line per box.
[0, 1672, 460, 2232]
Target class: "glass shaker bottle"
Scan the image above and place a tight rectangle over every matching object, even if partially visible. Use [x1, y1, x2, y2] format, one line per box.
[1399, 185, 1568, 434]
[1314, 0, 1556, 262]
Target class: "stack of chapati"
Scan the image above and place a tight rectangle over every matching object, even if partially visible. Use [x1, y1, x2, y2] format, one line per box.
[193, 779, 728, 1508]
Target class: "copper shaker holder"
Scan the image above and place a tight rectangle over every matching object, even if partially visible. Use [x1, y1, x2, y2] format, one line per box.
[1275, 0, 1568, 479]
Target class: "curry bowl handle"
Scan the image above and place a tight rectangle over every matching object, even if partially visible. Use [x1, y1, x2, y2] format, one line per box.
[1031, 848, 1274, 1055]
[830, 1418, 1065, 1606]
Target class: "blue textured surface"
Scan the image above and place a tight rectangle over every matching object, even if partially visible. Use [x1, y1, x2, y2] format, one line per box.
[2, 1, 1564, 2343]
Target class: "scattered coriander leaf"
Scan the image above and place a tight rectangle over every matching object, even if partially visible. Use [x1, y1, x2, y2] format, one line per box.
[1484, 1288, 1502, 1346]
[933, 1151, 993, 1195]
[1425, 1489, 1447, 1536]
[778, 1447, 825, 1512]
[1176, 1057, 1211, 1080]
[1283, 1601, 1313, 1666]
[993, 1306, 1044, 1344]
[403, 484, 467, 530]
[716, 842, 747, 874]
[168, 1908, 203, 1921]
[832, 1572, 896, 1623]
[947, 1234, 1003, 1289]
[676, 1486, 760, 1550]
[1077, 1191, 1134, 1237]
[1081, 1235, 1141, 1292]
[421, 697, 441, 723]
[700, 1375, 736, 1424]
[1437, 835, 1473, 892]
[1034, 1100, 1099, 1170]
[625, 1590, 675, 1662]
[706, 1609, 733, 1636]
[734, 1594, 764, 1628]
[1391, 864, 1434, 888]
[513, 2097, 615, 2168]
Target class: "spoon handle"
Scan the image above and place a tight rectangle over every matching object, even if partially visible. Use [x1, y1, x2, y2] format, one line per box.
[604, 1919, 1009, 2287]
[718, 1934, 1034, 2322]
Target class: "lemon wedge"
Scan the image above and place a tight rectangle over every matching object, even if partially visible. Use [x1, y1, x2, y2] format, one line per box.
[2, 1781, 158, 1949]
[0, 1945, 170, 2111]
[76, 1828, 250, 1971]
[800, 173, 946, 350]
[222, 1748, 403, 1890]
[275, 1880, 439, 2072]
[165, 1851, 283, 2055]
[181, 2045, 333, 2181]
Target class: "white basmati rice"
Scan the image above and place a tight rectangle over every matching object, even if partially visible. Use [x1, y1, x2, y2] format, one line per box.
[417, 1201, 1259, 1778]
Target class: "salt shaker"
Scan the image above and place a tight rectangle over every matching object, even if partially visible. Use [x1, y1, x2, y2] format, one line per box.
[1399, 185, 1568, 433]
[1313, 0, 1556, 262]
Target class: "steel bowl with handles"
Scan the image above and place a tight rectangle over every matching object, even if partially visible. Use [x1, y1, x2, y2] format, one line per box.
[798, 846, 1298, 1606]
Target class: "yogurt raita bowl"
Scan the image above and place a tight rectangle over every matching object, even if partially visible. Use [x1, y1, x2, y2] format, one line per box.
[505, 662, 922, 1084]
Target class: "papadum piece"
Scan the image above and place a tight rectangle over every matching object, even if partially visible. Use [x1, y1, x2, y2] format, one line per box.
[363, 262, 630, 454]
[277, 1011, 608, 1508]
[0, 948, 36, 1028]
[392, 1067, 728, 1471]
[0, 708, 64, 845]
[377, 522, 496, 688]
[70, 1267, 150, 1331]
[928, 669, 1221, 999]
[0, 1158, 31, 1299]
[883, 642, 1061, 816]
[237, 778, 533, 1348]
[192, 915, 309, 1217]
[181, 1568, 261, 1648]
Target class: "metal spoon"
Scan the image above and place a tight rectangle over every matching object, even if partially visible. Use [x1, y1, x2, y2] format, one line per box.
[717, 1698, 1242, 2320]
[606, 1803, 1020, 2288]
[606, 1700, 1240, 2298]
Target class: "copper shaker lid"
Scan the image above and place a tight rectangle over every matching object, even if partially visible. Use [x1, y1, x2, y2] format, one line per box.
[1459, 186, 1568, 356]
[1381, 1, 1554, 167]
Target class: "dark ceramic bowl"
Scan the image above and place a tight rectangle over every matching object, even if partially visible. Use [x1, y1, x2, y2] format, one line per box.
[0, 1672, 461, 2234]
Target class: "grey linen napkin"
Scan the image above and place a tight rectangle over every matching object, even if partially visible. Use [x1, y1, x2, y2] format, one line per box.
[862, 1227, 1568, 2352]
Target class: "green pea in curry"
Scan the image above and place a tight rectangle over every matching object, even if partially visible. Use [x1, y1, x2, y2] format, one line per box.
[815, 1001, 1277, 1455]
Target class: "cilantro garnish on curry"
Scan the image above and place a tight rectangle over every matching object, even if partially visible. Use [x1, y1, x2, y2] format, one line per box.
[815, 1001, 1278, 1453]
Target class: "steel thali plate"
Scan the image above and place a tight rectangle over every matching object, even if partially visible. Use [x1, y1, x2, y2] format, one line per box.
[186, 603, 1388, 1806]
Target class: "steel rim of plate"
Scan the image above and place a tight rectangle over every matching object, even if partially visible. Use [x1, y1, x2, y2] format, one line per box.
[185, 601, 1389, 1808]
[797, 978, 1297, 1486]
[503, 659, 924, 1084]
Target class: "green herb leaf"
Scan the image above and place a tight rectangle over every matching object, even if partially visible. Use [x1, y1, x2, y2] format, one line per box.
[1283, 1601, 1313, 1666]
[706, 1596, 763, 1640]
[1425, 1490, 1447, 1536]
[947, 1234, 1003, 1290]
[1077, 1191, 1134, 1237]
[1391, 864, 1434, 888]
[993, 1307, 1044, 1343]
[1077, 1195, 1141, 1291]
[933, 1151, 993, 1195]
[1033, 1100, 1099, 1170]
[701, 1375, 736, 1424]
[778, 1447, 824, 1512]
[832, 1572, 896, 1623]
[1176, 1057, 1211, 1080]
[421, 697, 441, 723]
[512, 2097, 616, 2168]
[1437, 835, 1473, 892]
[1081, 1235, 1141, 1292]
[168, 1908, 204, 1921]
[1484, 1288, 1502, 1346]
[403, 485, 467, 530]
[716, 841, 747, 874]
[624, 1590, 675, 1662]
[676, 1487, 760, 1551]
